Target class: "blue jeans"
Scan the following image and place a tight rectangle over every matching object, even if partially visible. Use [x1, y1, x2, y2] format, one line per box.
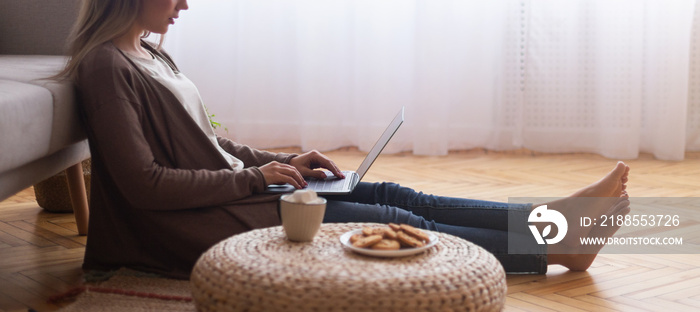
[323, 182, 547, 274]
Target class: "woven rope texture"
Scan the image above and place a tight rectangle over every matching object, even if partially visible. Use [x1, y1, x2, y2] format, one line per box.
[191, 223, 506, 312]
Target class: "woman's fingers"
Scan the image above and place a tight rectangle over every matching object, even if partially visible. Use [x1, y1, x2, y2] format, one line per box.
[318, 155, 344, 178]
[259, 161, 307, 189]
[260, 150, 345, 192]
[290, 150, 345, 179]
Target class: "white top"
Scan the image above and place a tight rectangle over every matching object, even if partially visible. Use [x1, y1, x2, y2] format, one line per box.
[125, 50, 244, 169]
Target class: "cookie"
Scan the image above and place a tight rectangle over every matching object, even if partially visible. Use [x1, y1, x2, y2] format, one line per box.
[362, 226, 398, 240]
[352, 234, 383, 248]
[382, 228, 398, 239]
[362, 227, 385, 237]
[349, 224, 430, 250]
[396, 231, 425, 248]
[349, 233, 364, 244]
[399, 224, 430, 243]
[388, 223, 402, 231]
[370, 239, 401, 250]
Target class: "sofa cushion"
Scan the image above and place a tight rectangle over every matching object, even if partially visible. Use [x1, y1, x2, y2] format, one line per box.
[0, 55, 85, 155]
[0, 80, 54, 173]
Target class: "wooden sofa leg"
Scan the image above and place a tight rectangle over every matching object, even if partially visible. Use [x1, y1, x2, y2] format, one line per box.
[65, 162, 89, 236]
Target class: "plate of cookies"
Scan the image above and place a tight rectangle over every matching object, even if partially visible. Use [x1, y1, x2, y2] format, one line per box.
[339, 223, 439, 258]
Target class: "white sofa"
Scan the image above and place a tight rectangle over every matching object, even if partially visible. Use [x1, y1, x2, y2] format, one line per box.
[0, 0, 90, 234]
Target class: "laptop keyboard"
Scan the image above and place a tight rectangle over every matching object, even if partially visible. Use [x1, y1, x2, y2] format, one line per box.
[312, 179, 346, 191]
[307, 171, 352, 192]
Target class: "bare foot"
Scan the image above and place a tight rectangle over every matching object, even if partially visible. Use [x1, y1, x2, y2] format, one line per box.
[548, 198, 631, 271]
[569, 161, 629, 199]
[541, 162, 631, 271]
[544, 161, 630, 246]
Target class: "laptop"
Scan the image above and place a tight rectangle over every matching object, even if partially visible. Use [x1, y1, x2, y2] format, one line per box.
[266, 106, 404, 195]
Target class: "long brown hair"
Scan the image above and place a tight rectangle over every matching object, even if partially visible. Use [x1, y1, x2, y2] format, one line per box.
[55, 0, 162, 80]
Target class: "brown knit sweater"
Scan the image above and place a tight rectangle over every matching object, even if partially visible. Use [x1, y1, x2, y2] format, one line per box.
[76, 41, 294, 279]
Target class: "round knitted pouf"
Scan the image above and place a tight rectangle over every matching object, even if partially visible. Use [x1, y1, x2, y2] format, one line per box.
[191, 223, 506, 312]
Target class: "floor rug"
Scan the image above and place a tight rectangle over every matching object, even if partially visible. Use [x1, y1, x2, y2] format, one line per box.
[52, 269, 195, 311]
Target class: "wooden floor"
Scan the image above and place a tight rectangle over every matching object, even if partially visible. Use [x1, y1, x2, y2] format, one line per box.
[1, 148, 699, 311]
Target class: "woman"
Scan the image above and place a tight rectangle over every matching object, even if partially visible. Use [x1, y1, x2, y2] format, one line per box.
[61, 0, 630, 279]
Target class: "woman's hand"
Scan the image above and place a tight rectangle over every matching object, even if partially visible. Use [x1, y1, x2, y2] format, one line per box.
[289, 150, 345, 180]
[259, 161, 307, 189]
[259, 150, 344, 190]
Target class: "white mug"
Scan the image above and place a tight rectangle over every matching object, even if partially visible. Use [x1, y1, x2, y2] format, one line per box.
[279, 195, 327, 242]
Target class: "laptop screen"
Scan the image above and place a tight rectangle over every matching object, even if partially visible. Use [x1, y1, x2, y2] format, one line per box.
[356, 107, 405, 180]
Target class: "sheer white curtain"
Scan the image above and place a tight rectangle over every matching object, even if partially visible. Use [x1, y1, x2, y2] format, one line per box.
[163, 0, 700, 160]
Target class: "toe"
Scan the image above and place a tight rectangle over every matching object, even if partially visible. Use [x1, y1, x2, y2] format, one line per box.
[612, 161, 627, 176]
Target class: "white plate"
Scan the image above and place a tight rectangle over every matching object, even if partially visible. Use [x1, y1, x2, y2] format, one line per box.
[339, 229, 439, 258]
